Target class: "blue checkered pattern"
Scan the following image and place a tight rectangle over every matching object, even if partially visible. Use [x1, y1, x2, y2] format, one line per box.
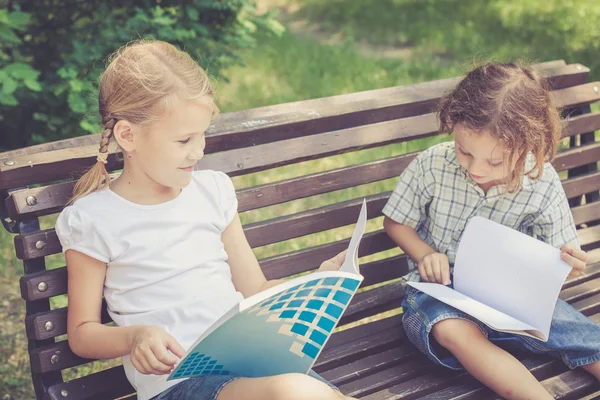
[170, 353, 230, 379]
[383, 142, 580, 283]
[251, 276, 360, 359]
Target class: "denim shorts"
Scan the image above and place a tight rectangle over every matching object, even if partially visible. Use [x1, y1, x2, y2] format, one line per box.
[151, 370, 337, 400]
[402, 284, 600, 370]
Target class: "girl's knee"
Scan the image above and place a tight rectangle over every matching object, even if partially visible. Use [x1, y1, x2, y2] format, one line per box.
[431, 318, 485, 350]
[266, 373, 339, 400]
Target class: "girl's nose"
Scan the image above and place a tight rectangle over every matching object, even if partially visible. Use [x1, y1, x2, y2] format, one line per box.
[188, 138, 206, 160]
[188, 148, 204, 160]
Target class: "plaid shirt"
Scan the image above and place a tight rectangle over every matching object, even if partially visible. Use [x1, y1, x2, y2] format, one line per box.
[383, 142, 579, 283]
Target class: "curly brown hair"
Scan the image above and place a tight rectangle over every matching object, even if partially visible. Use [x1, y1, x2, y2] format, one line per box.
[438, 62, 563, 192]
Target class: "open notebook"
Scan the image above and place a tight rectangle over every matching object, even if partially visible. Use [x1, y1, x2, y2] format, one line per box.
[408, 216, 572, 342]
[168, 200, 367, 381]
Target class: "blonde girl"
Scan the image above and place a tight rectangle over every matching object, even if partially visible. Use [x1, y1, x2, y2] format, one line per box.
[56, 40, 355, 400]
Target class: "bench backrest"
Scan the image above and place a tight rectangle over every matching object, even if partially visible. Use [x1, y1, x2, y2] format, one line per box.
[1, 60, 599, 400]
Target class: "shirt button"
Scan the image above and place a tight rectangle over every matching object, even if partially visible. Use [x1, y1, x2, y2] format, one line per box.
[64, 239, 70, 245]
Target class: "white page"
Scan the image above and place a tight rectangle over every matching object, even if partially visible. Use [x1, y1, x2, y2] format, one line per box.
[408, 282, 538, 333]
[454, 216, 571, 339]
[339, 199, 367, 275]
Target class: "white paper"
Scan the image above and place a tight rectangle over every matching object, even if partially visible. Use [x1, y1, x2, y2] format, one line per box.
[340, 199, 367, 275]
[408, 216, 572, 342]
[408, 282, 539, 335]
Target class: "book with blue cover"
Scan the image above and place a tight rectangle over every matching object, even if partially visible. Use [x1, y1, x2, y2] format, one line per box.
[168, 200, 368, 381]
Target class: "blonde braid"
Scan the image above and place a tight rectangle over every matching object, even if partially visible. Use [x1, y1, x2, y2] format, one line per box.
[96, 118, 117, 164]
[69, 118, 117, 205]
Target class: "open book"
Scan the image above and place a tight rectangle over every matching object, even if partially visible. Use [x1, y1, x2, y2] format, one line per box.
[408, 216, 572, 342]
[168, 200, 367, 381]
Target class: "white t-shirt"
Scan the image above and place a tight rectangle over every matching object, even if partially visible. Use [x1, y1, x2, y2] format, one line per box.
[55, 170, 244, 400]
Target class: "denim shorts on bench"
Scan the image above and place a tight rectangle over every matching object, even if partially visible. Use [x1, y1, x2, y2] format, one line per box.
[401, 284, 600, 370]
[151, 370, 337, 400]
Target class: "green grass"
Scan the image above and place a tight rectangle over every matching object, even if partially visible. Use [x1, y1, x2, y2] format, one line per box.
[216, 29, 463, 112]
[293, 0, 600, 81]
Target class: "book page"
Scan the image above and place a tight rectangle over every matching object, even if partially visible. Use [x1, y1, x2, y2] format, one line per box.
[170, 271, 364, 380]
[453, 216, 572, 340]
[407, 282, 541, 337]
[339, 199, 367, 275]
[168, 199, 368, 380]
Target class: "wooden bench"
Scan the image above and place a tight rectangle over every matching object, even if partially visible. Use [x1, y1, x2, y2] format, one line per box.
[1, 59, 600, 400]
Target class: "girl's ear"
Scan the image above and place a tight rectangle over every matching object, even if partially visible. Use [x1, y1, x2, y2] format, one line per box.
[112, 120, 136, 153]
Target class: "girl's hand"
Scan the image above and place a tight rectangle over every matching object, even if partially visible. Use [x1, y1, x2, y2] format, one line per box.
[318, 250, 348, 272]
[561, 243, 587, 279]
[418, 252, 451, 285]
[130, 326, 186, 375]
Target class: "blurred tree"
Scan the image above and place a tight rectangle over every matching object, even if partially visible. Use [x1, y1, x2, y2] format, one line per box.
[0, 0, 283, 151]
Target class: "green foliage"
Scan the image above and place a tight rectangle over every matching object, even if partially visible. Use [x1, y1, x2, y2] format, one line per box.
[296, 0, 600, 79]
[0, 0, 283, 151]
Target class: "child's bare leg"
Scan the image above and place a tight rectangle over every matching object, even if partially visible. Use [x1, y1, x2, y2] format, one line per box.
[581, 360, 600, 380]
[217, 373, 356, 400]
[432, 319, 553, 400]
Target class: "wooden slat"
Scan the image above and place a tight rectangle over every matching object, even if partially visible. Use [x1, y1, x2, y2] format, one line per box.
[5, 172, 119, 220]
[578, 390, 600, 400]
[572, 202, 600, 226]
[554, 142, 600, 173]
[6, 108, 600, 221]
[316, 316, 404, 372]
[29, 340, 91, 374]
[540, 370, 600, 399]
[322, 344, 418, 386]
[26, 300, 112, 341]
[249, 195, 389, 248]
[197, 83, 600, 179]
[401, 358, 565, 400]
[323, 313, 402, 351]
[0, 69, 595, 190]
[261, 233, 403, 283]
[565, 112, 600, 137]
[560, 277, 600, 305]
[357, 357, 563, 400]
[341, 355, 437, 398]
[20, 266, 67, 302]
[260, 229, 396, 278]
[563, 172, 600, 199]
[579, 225, 600, 252]
[571, 292, 600, 316]
[340, 281, 404, 326]
[47, 366, 134, 400]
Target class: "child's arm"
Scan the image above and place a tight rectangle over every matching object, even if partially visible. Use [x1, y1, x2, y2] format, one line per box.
[223, 213, 345, 297]
[66, 250, 184, 375]
[384, 217, 451, 285]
